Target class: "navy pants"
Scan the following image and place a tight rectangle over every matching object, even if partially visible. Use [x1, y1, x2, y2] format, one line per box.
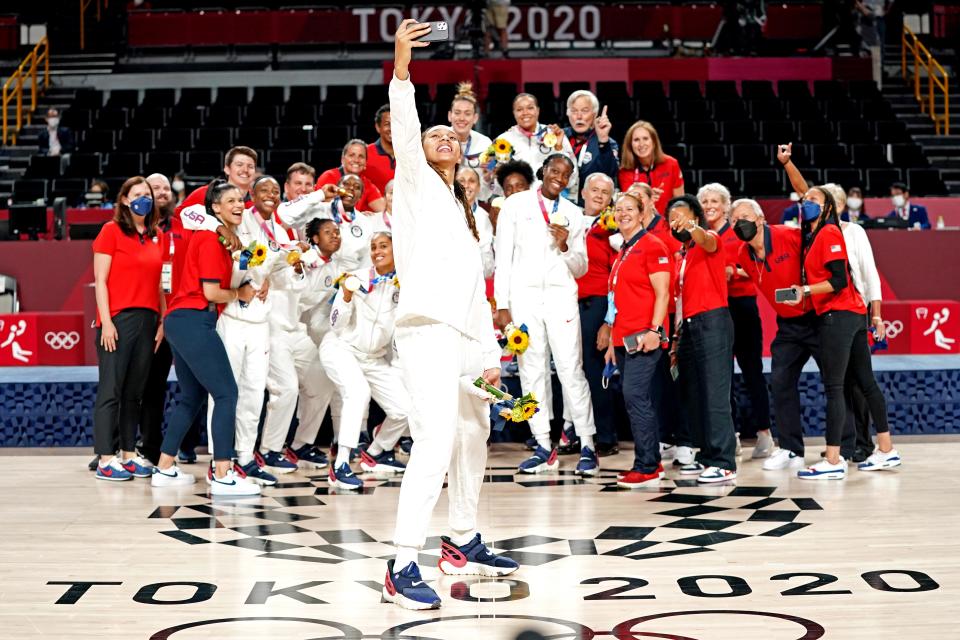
[616, 345, 662, 473]
[162, 308, 238, 461]
[728, 295, 771, 437]
[677, 308, 737, 471]
[579, 295, 617, 446]
[652, 313, 691, 448]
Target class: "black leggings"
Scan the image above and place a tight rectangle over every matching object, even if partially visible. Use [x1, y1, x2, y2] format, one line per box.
[817, 310, 889, 447]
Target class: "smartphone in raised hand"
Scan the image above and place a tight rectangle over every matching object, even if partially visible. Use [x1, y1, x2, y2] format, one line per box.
[414, 21, 451, 42]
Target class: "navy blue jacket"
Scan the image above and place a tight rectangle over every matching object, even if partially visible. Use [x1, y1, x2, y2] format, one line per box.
[886, 203, 931, 229]
[563, 127, 619, 206]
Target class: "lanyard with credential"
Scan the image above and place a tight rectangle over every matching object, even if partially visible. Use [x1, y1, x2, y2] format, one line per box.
[610, 229, 646, 287]
[536, 188, 560, 225]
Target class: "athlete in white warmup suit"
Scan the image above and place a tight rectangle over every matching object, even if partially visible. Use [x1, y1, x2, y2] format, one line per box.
[494, 156, 599, 475]
[321, 232, 409, 489]
[382, 20, 519, 611]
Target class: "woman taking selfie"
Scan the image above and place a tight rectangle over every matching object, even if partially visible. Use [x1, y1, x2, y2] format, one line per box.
[383, 19, 518, 611]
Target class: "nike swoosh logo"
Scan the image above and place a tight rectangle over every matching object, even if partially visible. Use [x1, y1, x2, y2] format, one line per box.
[412, 581, 425, 586]
[215, 480, 237, 486]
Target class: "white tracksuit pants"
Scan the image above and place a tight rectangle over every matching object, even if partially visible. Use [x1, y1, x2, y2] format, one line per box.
[393, 323, 490, 549]
[319, 334, 408, 451]
[207, 315, 269, 460]
[513, 288, 596, 439]
[262, 329, 332, 453]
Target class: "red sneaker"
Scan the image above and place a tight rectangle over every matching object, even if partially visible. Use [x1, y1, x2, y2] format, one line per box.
[617, 470, 662, 489]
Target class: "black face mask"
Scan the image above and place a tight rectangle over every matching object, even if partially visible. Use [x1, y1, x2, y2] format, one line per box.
[734, 219, 758, 242]
[672, 228, 692, 243]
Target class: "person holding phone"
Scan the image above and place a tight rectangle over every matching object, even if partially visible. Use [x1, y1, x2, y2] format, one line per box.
[732, 198, 815, 471]
[151, 182, 261, 495]
[383, 19, 519, 611]
[666, 195, 737, 484]
[600, 193, 671, 487]
[782, 187, 901, 479]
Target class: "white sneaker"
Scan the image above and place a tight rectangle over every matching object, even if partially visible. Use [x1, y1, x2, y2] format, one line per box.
[762, 448, 805, 470]
[751, 431, 775, 459]
[210, 469, 262, 496]
[735, 432, 742, 456]
[797, 458, 846, 480]
[151, 465, 196, 487]
[659, 443, 676, 460]
[674, 446, 696, 466]
[858, 448, 902, 471]
[698, 466, 737, 484]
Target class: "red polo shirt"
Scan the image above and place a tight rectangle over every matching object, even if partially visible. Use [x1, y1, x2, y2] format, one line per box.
[609, 230, 672, 346]
[166, 230, 232, 316]
[577, 221, 618, 299]
[92, 221, 165, 325]
[677, 231, 728, 320]
[645, 214, 681, 314]
[364, 140, 396, 193]
[802, 223, 866, 316]
[738, 225, 808, 319]
[716, 223, 757, 298]
[160, 215, 193, 308]
[315, 167, 383, 212]
[617, 154, 685, 213]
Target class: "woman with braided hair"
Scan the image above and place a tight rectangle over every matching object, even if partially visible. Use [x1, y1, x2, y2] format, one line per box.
[382, 19, 518, 611]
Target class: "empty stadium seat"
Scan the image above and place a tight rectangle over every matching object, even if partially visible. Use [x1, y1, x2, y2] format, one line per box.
[823, 168, 863, 188]
[322, 103, 357, 124]
[731, 144, 772, 169]
[215, 87, 249, 107]
[712, 100, 749, 121]
[558, 81, 590, 100]
[740, 169, 783, 196]
[325, 85, 359, 105]
[235, 127, 272, 150]
[682, 121, 719, 145]
[104, 152, 143, 176]
[698, 169, 739, 190]
[760, 121, 796, 144]
[290, 86, 322, 105]
[633, 81, 666, 100]
[167, 105, 206, 129]
[866, 168, 902, 195]
[117, 129, 155, 152]
[64, 153, 102, 178]
[281, 103, 318, 126]
[907, 168, 948, 196]
[207, 105, 243, 128]
[811, 143, 852, 167]
[250, 86, 284, 105]
[669, 81, 702, 100]
[146, 152, 183, 176]
[195, 127, 234, 151]
[596, 81, 630, 101]
[797, 121, 836, 144]
[741, 80, 775, 100]
[721, 121, 757, 145]
[777, 80, 811, 99]
[244, 104, 279, 127]
[81, 129, 114, 152]
[267, 149, 305, 176]
[690, 144, 729, 169]
[25, 155, 62, 179]
[184, 151, 223, 176]
[837, 121, 873, 144]
[106, 89, 140, 108]
[143, 88, 176, 107]
[274, 126, 314, 149]
[179, 87, 212, 107]
[705, 81, 739, 100]
[130, 106, 167, 129]
[851, 144, 889, 168]
[813, 80, 847, 100]
[890, 144, 930, 168]
[156, 128, 194, 152]
[12, 179, 48, 203]
[51, 178, 87, 206]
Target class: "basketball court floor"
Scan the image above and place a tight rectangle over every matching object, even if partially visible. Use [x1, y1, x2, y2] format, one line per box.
[2, 439, 957, 639]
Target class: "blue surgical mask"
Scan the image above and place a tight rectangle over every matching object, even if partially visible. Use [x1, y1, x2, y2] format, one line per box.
[800, 200, 821, 222]
[129, 195, 153, 216]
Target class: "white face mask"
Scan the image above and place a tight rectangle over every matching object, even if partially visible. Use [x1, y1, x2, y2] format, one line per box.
[892, 194, 906, 208]
[846, 196, 862, 211]
[171, 180, 185, 193]
[46, 117, 59, 128]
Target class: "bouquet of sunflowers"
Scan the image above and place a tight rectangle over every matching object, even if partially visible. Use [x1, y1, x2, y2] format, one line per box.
[472, 377, 539, 431]
[480, 138, 514, 172]
[597, 205, 618, 232]
[500, 322, 529, 356]
[233, 241, 268, 270]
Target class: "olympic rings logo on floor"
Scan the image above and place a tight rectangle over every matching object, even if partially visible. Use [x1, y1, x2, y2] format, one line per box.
[149, 611, 826, 640]
[883, 320, 904, 339]
[44, 331, 80, 350]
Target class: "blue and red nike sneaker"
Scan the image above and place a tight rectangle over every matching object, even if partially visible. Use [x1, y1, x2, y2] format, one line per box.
[438, 533, 520, 577]
[382, 560, 441, 610]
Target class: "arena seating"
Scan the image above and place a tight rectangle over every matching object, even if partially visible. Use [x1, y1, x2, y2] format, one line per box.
[7, 77, 947, 206]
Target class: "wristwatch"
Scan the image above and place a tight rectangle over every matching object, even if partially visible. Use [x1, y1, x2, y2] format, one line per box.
[802, 285, 812, 297]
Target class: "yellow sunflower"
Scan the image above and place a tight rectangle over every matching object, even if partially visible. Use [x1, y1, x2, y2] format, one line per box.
[508, 330, 529, 355]
[248, 244, 268, 267]
[494, 138, 511, 154]
[521, 402, 537, 421]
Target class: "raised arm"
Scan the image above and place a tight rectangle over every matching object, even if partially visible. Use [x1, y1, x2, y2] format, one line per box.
[275, 186, 336, 228]
[389, 19, 432, 174]
[776, 143, 809, 198]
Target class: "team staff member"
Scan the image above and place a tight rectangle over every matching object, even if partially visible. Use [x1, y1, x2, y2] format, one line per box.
[732, 198, 815, 471]
[365, 105, 396, 193]
[92, 177, 166, 482]
[785, 188, 901, 479]
[577, 173, 621, 456]
[386, 22, 518, 610]
[564, 90, 618, 206]
[315, 139, 386, 212]
[176, 146, 257, 219]
[494, 154, 598, 475]
[618, 121, 684, 214]
[698, 184, 774, 458]
[626, 182, 692, 466]
[284, 162, 316, 202]
[601, 193, 671, 488]
[496, 93, 579, 197]
[322, 232, 409, 488]
[151, 182, 261, 496]
[667, 195, 737, 483]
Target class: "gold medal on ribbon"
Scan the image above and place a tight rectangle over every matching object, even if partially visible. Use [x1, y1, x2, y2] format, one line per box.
[542, 131, 558, 149]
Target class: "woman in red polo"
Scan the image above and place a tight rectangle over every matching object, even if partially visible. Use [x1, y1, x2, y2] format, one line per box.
[151, 181, 259, 496]
[600, 192, 671, 488]
[667, 194, 737, 484]
[785, 186, 901, 480]
[92, 176, 165, 482]
[618, 121, 685, 214]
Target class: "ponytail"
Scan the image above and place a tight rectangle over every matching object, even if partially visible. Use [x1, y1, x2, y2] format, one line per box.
[454, 178, 480, 242]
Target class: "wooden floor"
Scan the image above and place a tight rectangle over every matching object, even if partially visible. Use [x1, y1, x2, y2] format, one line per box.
[2, 439, 958, 639]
